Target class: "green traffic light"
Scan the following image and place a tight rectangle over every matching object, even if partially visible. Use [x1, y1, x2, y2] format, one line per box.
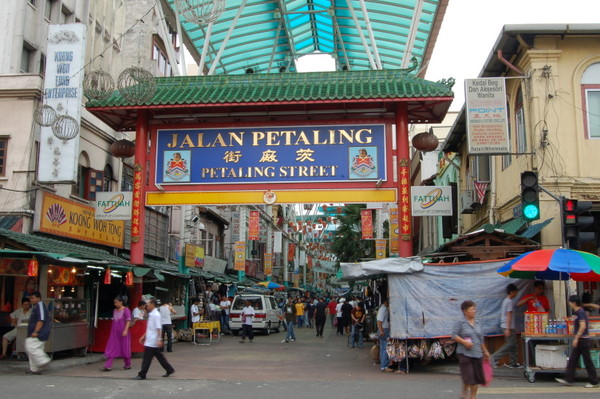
[523, 204, 540, 220]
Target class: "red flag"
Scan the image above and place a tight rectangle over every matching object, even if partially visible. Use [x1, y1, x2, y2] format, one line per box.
[360, 209, 374, 239]
[248, 210, 259, 240]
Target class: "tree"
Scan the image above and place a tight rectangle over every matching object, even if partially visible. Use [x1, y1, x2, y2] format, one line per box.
[331, 204, 375, 262]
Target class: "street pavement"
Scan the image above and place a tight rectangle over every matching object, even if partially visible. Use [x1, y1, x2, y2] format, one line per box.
[1, 323, 599, 398]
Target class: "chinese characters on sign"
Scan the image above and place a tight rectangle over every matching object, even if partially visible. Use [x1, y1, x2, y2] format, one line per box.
[465, 78, 510, 154]
[131, 167, 143, 243]
[155, 124, 387, 185]
[264, 253, 273, 276]
[398, 159, 412, 241]
[360, 209, 374, 239]
[376, 239, 387, 259]
[248, 211, 260, 240]
[389, 207, 399, 255]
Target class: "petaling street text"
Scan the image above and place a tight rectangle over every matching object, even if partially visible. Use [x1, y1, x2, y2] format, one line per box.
[167, 128, 374, 148]
[201, 165, 339, 179]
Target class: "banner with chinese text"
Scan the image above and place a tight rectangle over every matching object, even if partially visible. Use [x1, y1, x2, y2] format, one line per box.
[376, 239, 387, 259]
[248, 210, 260, 240]
[389, 207, 399, 254]
[264, 253, 273, 276]
[360, 209, 374, 239]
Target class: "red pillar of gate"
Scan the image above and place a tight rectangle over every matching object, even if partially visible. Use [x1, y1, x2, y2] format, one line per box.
[396, 102, 413, 257]
[131, 110, 148, 265]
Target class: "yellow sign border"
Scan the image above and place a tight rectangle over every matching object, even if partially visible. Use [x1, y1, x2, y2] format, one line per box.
[146, 189, 397, 206]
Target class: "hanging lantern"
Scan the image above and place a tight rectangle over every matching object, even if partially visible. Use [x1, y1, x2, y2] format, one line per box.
[125, 271, 134, 286]
[27, 257, 39, 277]
[174, 0, 226, 26]
[104, 267, 112, 285]
[412, 131, 439, 152]
[117, 67, 157, 104]
[33, 104, 57, 126]
[52, 115, 80, 140]
[83, 70, 115, 101]
[110, 139, 136, 158]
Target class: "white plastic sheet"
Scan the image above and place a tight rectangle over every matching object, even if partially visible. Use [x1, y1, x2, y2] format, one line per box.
[340, 257, 424, 281]
[389, 261, 534, 339]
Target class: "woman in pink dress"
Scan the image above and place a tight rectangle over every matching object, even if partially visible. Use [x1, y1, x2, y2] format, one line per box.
[101, 296, 131, 371]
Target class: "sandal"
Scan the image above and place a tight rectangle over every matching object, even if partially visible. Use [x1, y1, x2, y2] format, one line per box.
[394, 370, 407, 374]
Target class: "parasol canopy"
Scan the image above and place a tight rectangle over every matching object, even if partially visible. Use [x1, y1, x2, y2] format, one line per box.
[497, 248, 600, 281]
[255, 281, 285, 290]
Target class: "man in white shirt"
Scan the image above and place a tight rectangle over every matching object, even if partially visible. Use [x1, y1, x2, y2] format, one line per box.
[1, 298, 31, 359]
[133, 298, 175, 380]
[158, 300, 176, 352]
[131, 301, 146, 326]
[239, 300, 255, 343]
[219, 295, 231, 334]
[190, 298, 201, 324]
[377, 299, 392, 372]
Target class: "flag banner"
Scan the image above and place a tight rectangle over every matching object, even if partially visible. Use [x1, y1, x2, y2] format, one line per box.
[248, 210, 259, 240]
[376, 239, 387, 259]
[390, 207, 399, 254]
[234, 241, 246, 271]
[264, 253, 273, 276]
[474, 181, 489, 204]
[361, 209, 374, 239]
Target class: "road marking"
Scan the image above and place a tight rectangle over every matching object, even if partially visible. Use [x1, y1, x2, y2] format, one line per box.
[480, 386, 597, 394]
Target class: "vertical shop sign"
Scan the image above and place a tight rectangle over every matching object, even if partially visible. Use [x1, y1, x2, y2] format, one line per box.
[264, 253, 273, 276]
[465, 78, 510, 154]
[38, 24, 86, 183]
[389, 207, 399, 254]
[131, 166, 143, 242]
[360, 209, 374, 239]
[234, 241, 246, 271]
[376, 239, 387, 259]
[248, 210, 259, 240]
[288, 243, 296, 263]
[398, 159, 412, 241]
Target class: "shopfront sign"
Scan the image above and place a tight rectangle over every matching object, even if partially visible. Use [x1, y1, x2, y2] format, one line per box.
[34, 192, 125, 248]
[184, 243, 204, 268]
[38, 24, 86, 183]
[410, 186, 453, 216]
[94, 192, 132, 220]
[155, 124, 386, 185]
[465, 78, 510, 154]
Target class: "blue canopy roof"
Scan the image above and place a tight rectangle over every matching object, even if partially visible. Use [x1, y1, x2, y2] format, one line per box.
[166, 0, 448, 75]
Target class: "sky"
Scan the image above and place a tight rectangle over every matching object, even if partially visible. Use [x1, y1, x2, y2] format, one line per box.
[424, 0, 600, 111]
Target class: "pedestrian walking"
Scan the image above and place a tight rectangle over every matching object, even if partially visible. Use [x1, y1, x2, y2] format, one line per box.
[349, 302, 366, 348]
[490, 284, 520, 368]
[282, 298, 296, 342]
[24, 292, 51, 375]
[306, 300, 315, 328]
[335, 298, 345, 335]
[327, 297, 337, 327]
[314, 298, 327, 337]
[556, 295, 599, 388]
[295, 299, 305, 328]
[100, 296, 132, 371]
[219, 295, 231, 334]
[377, 299, 393, 372]
[159, 299, 176, 352]
[133, 297, 175, 380]
[452, 300, 490, 399]
[239, 300, 255, 343]
[341, 298, 353, 335]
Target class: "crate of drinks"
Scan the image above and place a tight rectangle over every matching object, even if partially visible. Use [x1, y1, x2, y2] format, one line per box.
[525, 312, 548, 335]
[579, 349, 600, 369]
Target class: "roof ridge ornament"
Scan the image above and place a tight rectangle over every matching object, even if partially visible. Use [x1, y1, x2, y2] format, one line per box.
[400, 56, 419, 74]
[437, 77, 456, 89]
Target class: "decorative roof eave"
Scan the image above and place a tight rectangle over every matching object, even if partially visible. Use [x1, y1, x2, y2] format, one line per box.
[86, 96, 455, 112]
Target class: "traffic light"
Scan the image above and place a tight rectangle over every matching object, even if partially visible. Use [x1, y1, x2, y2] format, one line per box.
[521, 171, 540, 222]
[562, 198, 595, 249]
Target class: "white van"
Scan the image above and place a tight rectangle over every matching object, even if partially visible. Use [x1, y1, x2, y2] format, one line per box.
[229, 294, 281, 335]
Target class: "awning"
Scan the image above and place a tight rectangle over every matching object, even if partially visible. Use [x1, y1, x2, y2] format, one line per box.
[497, 216, 526, 235]
[0, 249, 113, 265]
[0, 228, 126, 264]
[340, 257, 424, 282]
[520, 218, 554, 239]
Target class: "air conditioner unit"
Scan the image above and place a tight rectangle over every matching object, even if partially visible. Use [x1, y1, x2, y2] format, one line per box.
[460, 190, 476, 214]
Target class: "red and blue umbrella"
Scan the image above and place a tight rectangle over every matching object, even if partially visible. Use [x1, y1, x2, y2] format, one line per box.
[255, 281, 285, 290]
[497, 248, 600, 281]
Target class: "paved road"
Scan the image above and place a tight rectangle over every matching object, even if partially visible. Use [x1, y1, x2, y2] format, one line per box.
[2, 323, 599, 398]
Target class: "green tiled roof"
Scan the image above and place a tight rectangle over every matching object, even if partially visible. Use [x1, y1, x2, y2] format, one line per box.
[0, 228, 126, 264]
[86, 70, 454, 108]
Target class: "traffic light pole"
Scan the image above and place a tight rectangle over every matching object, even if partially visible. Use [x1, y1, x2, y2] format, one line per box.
[537, 184, 567, 248]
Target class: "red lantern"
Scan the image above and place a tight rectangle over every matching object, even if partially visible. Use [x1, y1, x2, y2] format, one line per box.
[125, 271, 134, 286]
[110, 139, 136, 158]
[104, 267, 112, 285]
[27, 257, 38, 277]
